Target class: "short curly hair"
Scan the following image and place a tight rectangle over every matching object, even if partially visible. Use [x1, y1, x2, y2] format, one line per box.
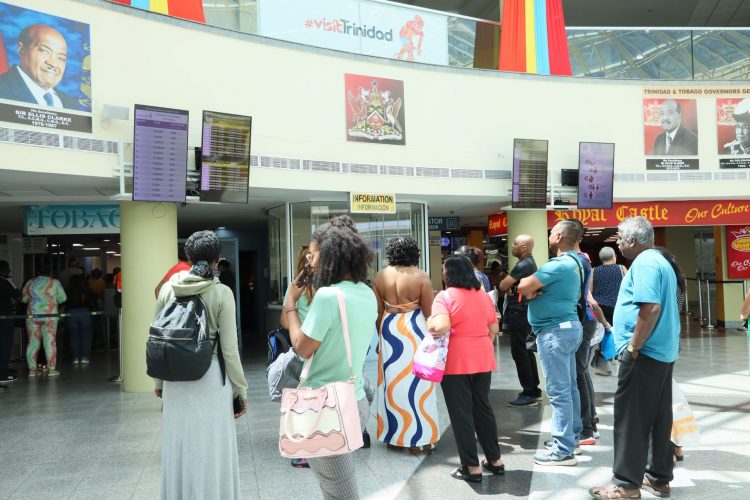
[312, 216, 372, 287]
[385, 236, 420, 267]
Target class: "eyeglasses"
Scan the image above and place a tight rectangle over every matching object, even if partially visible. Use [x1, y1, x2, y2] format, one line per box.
[616, 233, 631, 242]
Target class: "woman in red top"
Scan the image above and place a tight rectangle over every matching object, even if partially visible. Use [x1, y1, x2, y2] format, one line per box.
[428, 255, 503, 483]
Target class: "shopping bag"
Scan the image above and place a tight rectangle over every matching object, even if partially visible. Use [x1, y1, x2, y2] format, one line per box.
[412, 334, 450, 382]
[412, 290, 453, 383]
[600, 329, 616, 361]
[671, 379, 700, 446]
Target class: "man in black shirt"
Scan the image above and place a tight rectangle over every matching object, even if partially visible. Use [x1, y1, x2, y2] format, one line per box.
[0, 260, 21, 385]
[499, 235, 541, 406]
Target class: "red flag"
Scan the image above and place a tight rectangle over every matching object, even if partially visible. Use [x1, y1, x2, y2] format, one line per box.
[546, 0, 572, 76]
[0, 35, 8, 74]
[498, 0, 526, 73]
[168, 0, 205, 23]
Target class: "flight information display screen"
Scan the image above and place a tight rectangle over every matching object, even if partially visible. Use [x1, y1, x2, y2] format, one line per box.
[132, 104, 189, 203]
[200, 111, 252, 203]
[578, 142, 615, 209]
[512, 139, 549, 209]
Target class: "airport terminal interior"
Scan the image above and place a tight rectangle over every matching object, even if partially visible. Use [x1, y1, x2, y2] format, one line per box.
[1, 0, 750, 499]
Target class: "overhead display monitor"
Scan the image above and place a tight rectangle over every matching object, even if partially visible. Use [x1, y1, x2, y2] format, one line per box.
[132, 104, 189, 203]
[578, 142, 615, 209]
[512, 139, 549, 209]
[200, 111, 252, 203]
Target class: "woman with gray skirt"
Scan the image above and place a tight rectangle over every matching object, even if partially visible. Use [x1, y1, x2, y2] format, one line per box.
[283, 216, 377, 500]
[154, 230, 248, 500]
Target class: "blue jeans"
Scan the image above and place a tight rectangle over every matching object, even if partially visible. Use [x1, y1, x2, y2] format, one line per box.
[536, 322, 583, 457]
[66, 308, 92, 359]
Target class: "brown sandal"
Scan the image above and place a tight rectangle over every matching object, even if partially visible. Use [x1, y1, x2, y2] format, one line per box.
[589, 483, 641, 499]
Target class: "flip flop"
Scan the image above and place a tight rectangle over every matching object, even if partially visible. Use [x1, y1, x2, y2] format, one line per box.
[589, 483, 641, 499]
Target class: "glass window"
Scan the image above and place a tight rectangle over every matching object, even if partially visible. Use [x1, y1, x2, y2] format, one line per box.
[267, 204, 288, 303]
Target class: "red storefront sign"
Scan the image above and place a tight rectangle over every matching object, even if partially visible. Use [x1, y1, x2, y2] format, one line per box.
[487, 200, 750, 237]
[726, 225, 750, 279]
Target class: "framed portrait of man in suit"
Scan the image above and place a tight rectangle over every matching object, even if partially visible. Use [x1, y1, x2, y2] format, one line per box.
[0, 2, 91, 132]
[643, 98, 698, 156]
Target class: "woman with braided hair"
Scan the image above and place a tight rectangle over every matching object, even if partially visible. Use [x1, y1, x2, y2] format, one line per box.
[372, 235, 438, 454]
[155, 230, 247, 500]
[284, 215, 377, 500]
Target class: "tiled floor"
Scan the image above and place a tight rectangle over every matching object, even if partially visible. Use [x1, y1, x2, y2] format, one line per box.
[1, 318, 748, 499]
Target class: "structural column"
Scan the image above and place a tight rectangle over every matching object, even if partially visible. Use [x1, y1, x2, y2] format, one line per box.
[507, 210, 549, 269]
[120, 201, 177, 392]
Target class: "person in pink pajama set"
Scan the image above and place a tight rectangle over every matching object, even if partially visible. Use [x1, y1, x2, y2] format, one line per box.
[22, 263, 66, 377]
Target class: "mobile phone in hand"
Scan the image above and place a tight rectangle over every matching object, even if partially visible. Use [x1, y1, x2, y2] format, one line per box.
[233, 396, 243, 414]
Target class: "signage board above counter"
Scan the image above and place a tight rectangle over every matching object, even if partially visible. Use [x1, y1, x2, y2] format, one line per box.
[25, 205, 120, 235]
[349, 192, 396, 214]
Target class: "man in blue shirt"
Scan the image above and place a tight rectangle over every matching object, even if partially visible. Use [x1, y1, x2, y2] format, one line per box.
[519, 220, 583, 466]
[590, 216, 681, 500]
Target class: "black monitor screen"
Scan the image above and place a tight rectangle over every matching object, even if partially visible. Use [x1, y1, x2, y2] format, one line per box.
[133, 104, 189, 203]
[200, 111, 252, 203]
[577, 142, 615, 209]
[512, 139, 549, 209]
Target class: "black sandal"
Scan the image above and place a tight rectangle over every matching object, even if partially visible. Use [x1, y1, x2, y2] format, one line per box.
[451, 466, 482, 483]
[481, 459, 505, 475]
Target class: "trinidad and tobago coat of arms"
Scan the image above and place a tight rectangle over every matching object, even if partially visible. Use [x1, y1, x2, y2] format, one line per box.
[347, 79, 404, 143]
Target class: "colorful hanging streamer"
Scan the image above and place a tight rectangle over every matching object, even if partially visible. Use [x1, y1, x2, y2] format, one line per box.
[110, 0, 205, 23]
[499, 0, 571, 76]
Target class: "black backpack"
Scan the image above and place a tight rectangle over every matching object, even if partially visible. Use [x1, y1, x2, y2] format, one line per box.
[146, 295, 223, 382]
[565, 254, 589, 322]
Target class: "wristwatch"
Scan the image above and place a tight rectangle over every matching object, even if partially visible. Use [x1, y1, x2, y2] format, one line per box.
[627, 343, 641, 353]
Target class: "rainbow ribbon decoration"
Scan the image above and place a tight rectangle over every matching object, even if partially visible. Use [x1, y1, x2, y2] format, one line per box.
[499, 0, 571, 76]
[110, 0, 205, 23]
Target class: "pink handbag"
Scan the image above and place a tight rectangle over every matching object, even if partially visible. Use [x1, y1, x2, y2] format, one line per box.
[278, 288, 364, 458]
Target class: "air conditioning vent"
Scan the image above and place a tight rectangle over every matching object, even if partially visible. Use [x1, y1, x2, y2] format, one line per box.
[451, 169, 483, 179]
[342, 163, 378, 175]
[416, 167, 450, 178]
[647, 172, 679, 182]
[484, 170, 511, 179]
[303, 160, 341, 173]
[384, 165, 414, 176]
[714, 171, 747, 180]
[614, 173, 646, 182]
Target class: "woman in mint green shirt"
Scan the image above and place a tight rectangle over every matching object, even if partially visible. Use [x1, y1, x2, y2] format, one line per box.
[284, 216, 377, 500]
[280, 245, 315, 469]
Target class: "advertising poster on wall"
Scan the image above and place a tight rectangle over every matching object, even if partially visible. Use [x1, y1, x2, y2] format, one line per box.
[717, 98, 750, 168]
[345, 73, 405, 145]
[578, 142, 614, 209]
[725, 225, 750, 279]
[643, 98, 698, 161]
[257, 0, 448, 65]
[0, 2, 92, 132]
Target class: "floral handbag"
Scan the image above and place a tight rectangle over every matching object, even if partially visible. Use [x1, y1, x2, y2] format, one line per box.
[278, 288, 364, 458]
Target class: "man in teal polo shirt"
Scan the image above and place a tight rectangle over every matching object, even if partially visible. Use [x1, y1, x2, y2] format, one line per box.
[519, 220, 583, 466]
[590, 216, 681, 499]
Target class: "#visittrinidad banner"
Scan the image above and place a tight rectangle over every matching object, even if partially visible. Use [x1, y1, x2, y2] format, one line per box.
[726, 225, 750, 279]
[257, 0, 448, 65]
[345, 73, 405, 145]
[0, 2, 92, 132]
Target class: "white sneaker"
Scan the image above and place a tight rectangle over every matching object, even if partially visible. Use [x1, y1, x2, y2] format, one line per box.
[47, 368, 60, 377]
[80, 357, 90, 366]
[73, 358, 80, 365]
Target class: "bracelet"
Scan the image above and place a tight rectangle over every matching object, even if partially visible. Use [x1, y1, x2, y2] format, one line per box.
[283, 307, 297, 314]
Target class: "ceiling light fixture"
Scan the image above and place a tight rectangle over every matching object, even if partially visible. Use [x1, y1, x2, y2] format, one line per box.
[83, 247, 100, 251]
[72, 243, 83, 247]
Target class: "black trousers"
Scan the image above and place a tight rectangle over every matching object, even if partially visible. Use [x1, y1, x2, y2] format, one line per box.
[575, 319, 597, 437]
[441, 372, 501, 467]
[0, 318, 14, 377]
[600, 305, 615, 325]
[507, 310, 540, 397]
[613, 352, 674, 487]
